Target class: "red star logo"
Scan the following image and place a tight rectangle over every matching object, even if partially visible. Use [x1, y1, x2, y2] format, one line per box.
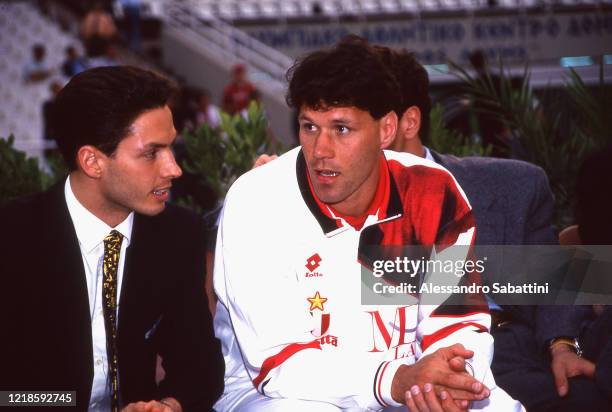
[305, 253, 322, 272]
[307, 291, 328, 311]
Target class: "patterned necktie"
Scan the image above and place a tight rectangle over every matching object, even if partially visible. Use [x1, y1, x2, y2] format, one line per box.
[103, 230, 123, 412]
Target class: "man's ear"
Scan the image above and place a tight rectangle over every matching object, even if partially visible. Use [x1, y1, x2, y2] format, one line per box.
[76, 145, 105, 179]
[398, 106, 422, 143]
[379, 110, 398, 150]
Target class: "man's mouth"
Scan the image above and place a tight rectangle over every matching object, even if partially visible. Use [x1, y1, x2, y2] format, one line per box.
[316, 169, 340, 177]
[153, 188, 170, 196]
[152, 187, 171, 199]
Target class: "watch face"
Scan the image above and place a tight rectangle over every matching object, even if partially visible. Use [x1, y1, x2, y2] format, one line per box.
[573, 338, 583, 357]
[549, 337, 582, 357]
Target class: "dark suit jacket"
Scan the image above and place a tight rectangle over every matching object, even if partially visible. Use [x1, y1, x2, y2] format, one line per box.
[432, 152, 556, 246]
[432, 152, 588, 346]
[0, 182, 224, 411]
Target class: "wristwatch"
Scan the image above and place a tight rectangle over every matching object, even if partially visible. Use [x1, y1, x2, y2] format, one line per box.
[549, 336, 583, 357]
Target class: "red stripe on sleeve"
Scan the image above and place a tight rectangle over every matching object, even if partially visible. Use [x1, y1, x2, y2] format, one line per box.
[376, 361, 392, 407]
[252, 340, 322, 389]
[421, 322, 487, 352]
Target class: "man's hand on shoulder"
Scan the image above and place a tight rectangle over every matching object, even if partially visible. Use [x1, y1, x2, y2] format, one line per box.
[550, 344, 596, 396]
[391, 344, 489, 409]
[252, 153, 278, 169]
[122, 397, 182, 412]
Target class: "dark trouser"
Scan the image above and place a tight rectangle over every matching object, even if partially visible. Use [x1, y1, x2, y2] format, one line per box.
[583, 306, 612, 399]
[492, 320, 611, 412]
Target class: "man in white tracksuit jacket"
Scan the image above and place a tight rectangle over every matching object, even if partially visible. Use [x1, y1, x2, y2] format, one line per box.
[213, 36, 523, 412]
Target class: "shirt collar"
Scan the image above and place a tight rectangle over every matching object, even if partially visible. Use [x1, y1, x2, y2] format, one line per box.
[297, 150, 402, 235]
[321, 154, 389, 231]
[64, 176, 134, 254]
[423, 146, 435, 162]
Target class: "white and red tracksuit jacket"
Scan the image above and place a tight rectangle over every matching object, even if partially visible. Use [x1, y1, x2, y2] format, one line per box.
[213, 147, 497, 410]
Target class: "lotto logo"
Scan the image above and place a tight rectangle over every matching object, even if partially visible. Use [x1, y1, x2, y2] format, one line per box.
[305, 253, 322, 272]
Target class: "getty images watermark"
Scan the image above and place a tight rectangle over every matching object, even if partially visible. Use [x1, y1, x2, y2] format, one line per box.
[361, 245, 612, 305]
[370, 255, 548, 296]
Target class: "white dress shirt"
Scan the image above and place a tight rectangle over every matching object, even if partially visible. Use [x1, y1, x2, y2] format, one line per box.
[64, 177, 134, 412]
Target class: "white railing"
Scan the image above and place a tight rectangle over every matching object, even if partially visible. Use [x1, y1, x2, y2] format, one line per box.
[163, 1, 294, 84]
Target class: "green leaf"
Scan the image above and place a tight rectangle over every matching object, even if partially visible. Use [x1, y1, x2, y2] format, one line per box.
[447, 58, 612, 229]
[428, 104, 492, 157]
[0, 135, 62, 205]
[174, 102, 280, 212]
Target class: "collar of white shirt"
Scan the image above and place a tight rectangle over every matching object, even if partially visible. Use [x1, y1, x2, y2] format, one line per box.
[64, 176, 134, 252]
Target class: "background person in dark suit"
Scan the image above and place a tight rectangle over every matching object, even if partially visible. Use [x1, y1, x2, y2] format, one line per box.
[0, 66, 223, 412]
[380, 46, 610, 411]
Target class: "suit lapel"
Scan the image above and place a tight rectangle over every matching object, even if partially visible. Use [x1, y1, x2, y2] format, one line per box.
[119, 217, 139, 313]
[43, 182, 94, 403]
[117, 213, 167, 402]
[119, 213, 151, 312]
[118, 213, 162, 338]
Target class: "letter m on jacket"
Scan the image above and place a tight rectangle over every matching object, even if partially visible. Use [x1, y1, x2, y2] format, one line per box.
[366, 306, 411, 352]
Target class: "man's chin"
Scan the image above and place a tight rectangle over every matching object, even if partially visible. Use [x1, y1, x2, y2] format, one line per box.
[313, 190, 343, 207]
[136, 202, 167, 216]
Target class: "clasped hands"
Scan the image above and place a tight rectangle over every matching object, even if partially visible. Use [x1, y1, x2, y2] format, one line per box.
[121, 397, 181, 412]
[391, 343, 490, 412]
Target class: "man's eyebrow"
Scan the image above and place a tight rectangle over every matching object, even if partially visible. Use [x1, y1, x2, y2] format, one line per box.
[298, 115, 353, 124]
[142, 135, 178, 150]
[330, 118, 353, 124]
[298, 114, 313, 122]
[142, 143, 168, 150]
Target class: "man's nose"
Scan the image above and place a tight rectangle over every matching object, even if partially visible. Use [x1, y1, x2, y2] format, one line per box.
[162, 151, 183, 179]
[313, 129, 334, 160]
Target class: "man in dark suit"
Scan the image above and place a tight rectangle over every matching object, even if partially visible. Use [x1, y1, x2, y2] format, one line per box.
[0, 66, 224, 411]
[380, 47, 609, 411]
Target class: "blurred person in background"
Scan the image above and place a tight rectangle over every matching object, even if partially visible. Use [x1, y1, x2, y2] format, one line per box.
[62, 45, 86, 78]
[23, 43, 52, 83]
[80, 1, 118, 49]
[83, 36, 118, 69]
[42, 80, 63, 142]
[222, 63, 257, 115]
[194, 89, 221, 130]
[119, 0, 142, 52]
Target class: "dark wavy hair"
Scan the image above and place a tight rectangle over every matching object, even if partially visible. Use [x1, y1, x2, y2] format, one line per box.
[286, 35, 401, 120]
[375, 46, 432, 143]
[51, 66, 176, 170]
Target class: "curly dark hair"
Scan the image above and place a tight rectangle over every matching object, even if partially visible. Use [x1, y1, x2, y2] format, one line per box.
[51, 66, 176, 170]
[286, 35, 401, 120]
[375, 46, 432, 143]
